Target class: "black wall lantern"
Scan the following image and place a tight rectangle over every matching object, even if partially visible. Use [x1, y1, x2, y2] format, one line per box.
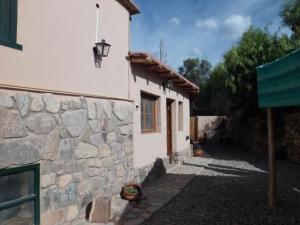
[95, 39, 111, 58]
[94, 4, 111, 67]
[94, 39, 111, 66]
[163, 79, 173, 89]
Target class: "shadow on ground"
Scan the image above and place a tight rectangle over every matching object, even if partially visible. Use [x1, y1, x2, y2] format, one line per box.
[114, 145, 300, 225]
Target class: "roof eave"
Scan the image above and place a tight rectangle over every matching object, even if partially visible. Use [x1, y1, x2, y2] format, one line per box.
[128, 52, 200, 95]
[116, 0, 140, 15]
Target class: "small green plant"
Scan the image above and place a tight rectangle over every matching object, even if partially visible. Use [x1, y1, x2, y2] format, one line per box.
[124, 185, 139, 195]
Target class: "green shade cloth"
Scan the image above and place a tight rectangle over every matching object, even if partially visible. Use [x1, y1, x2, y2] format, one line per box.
[256, 49, 300, 108]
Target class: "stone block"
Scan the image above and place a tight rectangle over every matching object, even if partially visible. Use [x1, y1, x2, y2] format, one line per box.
[87, 101, 96, 120]
[78, 180, 90, 196]
[58, 174, 72, 188]
[14, 92, 32, 117]
[0, 140, 40, 168]
[90, 133, 104, 147]
[89, 120, 103, 133]
[44, 128, 60, 160]
[27, 113, 57, 134]
[41, 208, 65, 225]
[62, 110, 88, 137]
[43, 93, 60, 113]
[95, 102, 104, 119]
[0, 108, 28, 138]
[99, 144, 111, 158]
[67, 204, 79, 221]
[110, 142, 122, 154]
[30, 95, 44, 112]
[59, 139, 75, 160]
[73, 172, 84, 183]
[102, 156, 114, 167]
[65, 161, 77, 173]
[53, 183, 77, 207]
[0, 93, 14, 108]
[73, 98, 82, 109]
[120, 125, 131, 136]
[51, 160, 65, 174]
[107, 132, 117, 143]
[41, 173, 56, 188]
[75, 142, 98, 159]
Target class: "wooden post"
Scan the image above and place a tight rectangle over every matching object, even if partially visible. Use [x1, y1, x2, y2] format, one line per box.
[267, 108, 276, 208]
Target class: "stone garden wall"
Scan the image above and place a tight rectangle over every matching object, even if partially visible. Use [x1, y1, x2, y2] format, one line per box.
[230, 109, 300, 164]
[0, 90, 139, 225]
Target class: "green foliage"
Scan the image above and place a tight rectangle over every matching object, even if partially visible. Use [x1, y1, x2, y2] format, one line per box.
[179, 58, 212, 86]
[281, 0, 300, 38]
[221, 27, 298, 116]
[178, 58, 213, 115]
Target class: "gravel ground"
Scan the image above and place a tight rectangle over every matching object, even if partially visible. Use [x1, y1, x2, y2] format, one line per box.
[141, 145, 300, 225]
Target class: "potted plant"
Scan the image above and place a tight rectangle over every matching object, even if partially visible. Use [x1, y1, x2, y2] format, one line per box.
[121, 183, 142, 201]
[193, 149, 204, 157]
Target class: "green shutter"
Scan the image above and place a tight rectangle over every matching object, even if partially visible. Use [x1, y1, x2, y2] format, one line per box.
[0, 0, 22, 50]
[0, 0, 10, 41]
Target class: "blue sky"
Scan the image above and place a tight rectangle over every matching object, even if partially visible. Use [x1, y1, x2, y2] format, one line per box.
[130, 0, 291, 69]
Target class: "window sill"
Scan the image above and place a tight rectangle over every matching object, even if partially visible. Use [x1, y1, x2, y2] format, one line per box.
[0, 39, 23, 50]
[142, 130, 158, 134]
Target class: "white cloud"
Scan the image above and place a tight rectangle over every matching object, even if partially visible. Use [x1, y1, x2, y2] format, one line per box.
[169, 17, 180, 26]
[222, 15, 252, 38]
[195, 18, 218, 29]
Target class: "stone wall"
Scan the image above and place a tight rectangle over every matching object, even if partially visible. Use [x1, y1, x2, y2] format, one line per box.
[0, 90, 136, 225]
[230, 109, 300, 164]
[280, 112, 300, 163]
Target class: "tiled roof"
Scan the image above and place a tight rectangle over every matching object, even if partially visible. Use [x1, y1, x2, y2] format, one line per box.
[128, 52, 199, 95]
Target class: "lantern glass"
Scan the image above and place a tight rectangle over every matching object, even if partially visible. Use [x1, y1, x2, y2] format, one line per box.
[163, 79, 173, 89]
[95, 39, 111, 57]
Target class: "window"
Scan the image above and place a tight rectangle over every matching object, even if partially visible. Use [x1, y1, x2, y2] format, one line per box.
[178, 101, 183, 131]
[141, 92, 158, 132]
[0, 164, 40, 225]
[0, 0, 22, 50]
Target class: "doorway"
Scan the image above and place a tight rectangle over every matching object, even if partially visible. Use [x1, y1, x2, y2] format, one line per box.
[166, 99, 174, 163]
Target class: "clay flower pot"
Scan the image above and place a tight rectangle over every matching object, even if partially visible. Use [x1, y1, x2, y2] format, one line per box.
[121, 183, 142, 202]
[194, 149, 204, 157]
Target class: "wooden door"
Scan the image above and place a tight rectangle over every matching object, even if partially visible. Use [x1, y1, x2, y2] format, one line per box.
[166, 100, 173, 163]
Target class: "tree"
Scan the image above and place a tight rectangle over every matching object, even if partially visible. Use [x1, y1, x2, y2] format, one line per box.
[281, 0, 300, 39]
[178, 58, 212, 115]
[179, 58, 211, 86]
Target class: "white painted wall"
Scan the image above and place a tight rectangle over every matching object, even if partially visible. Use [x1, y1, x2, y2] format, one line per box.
[131, 65, 191, 168]
[0, 0, 131, 99]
